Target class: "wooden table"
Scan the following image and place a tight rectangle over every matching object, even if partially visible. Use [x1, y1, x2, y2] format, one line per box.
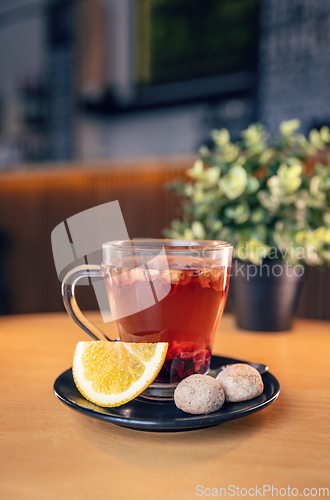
[1, 312, 330, 499]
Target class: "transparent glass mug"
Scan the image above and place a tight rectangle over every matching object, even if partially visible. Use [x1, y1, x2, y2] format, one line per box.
[62, 239, 233, 399]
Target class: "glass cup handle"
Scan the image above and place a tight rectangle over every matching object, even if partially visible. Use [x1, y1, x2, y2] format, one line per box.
[61, 264, 107, 341]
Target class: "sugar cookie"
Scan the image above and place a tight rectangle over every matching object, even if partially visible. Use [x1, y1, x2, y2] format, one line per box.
[174, 374, 225, 414]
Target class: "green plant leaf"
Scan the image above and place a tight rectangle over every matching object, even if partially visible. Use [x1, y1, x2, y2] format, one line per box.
[192, 221, 206, 239]
[319, 126, 330, 143]
[270, 163, 303, 193]
[246, 174, 260, 194]
[183, 228, 194, 240]
[309, 129, 326, 150]
[279, 119, 301, 136]
[211, 129, 230, 147]
[186, 160, 204, 179]
[250, 207, 265, 223]
[224, 203, 250, 224]
[235, 238, 270, 265]
[259, 148, 274, 165]
[205, 166, 221, 185]
[220, 164, 247, 200]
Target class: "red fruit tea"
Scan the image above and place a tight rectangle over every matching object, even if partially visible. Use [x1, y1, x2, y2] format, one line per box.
[104, 263, 230, 383]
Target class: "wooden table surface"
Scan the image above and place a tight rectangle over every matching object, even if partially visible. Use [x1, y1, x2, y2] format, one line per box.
[1, 312, 330, 500]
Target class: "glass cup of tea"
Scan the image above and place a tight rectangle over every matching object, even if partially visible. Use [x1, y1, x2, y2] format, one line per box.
[62, 239, 233, 399]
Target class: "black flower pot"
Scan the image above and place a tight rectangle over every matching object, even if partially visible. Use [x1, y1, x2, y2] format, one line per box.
[230, 260, 305, 331]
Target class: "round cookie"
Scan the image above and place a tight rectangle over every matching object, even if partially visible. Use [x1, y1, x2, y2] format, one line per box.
[174, 374, 225, 414]
[216, 364, 264, 403]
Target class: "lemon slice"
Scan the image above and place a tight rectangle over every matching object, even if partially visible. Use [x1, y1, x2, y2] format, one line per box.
[73, 341, 168, 407]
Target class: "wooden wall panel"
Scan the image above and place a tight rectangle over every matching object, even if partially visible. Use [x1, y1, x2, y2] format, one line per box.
[297, 266, 330, 320]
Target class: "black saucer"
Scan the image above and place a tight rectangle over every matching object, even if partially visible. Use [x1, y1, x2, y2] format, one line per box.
[53, 355, 280, 432]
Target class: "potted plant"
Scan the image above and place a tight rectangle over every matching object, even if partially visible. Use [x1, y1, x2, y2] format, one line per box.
[164, 120, 330, 331]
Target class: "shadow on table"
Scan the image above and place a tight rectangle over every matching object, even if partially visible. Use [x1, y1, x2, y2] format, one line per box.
[72, 400, 283, 468]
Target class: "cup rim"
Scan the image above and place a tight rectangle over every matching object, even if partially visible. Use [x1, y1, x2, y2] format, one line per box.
[102, 238, 233, 252]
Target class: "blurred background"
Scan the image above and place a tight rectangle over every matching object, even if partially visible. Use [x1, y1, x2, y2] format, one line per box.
[0, 0, 330, 318]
